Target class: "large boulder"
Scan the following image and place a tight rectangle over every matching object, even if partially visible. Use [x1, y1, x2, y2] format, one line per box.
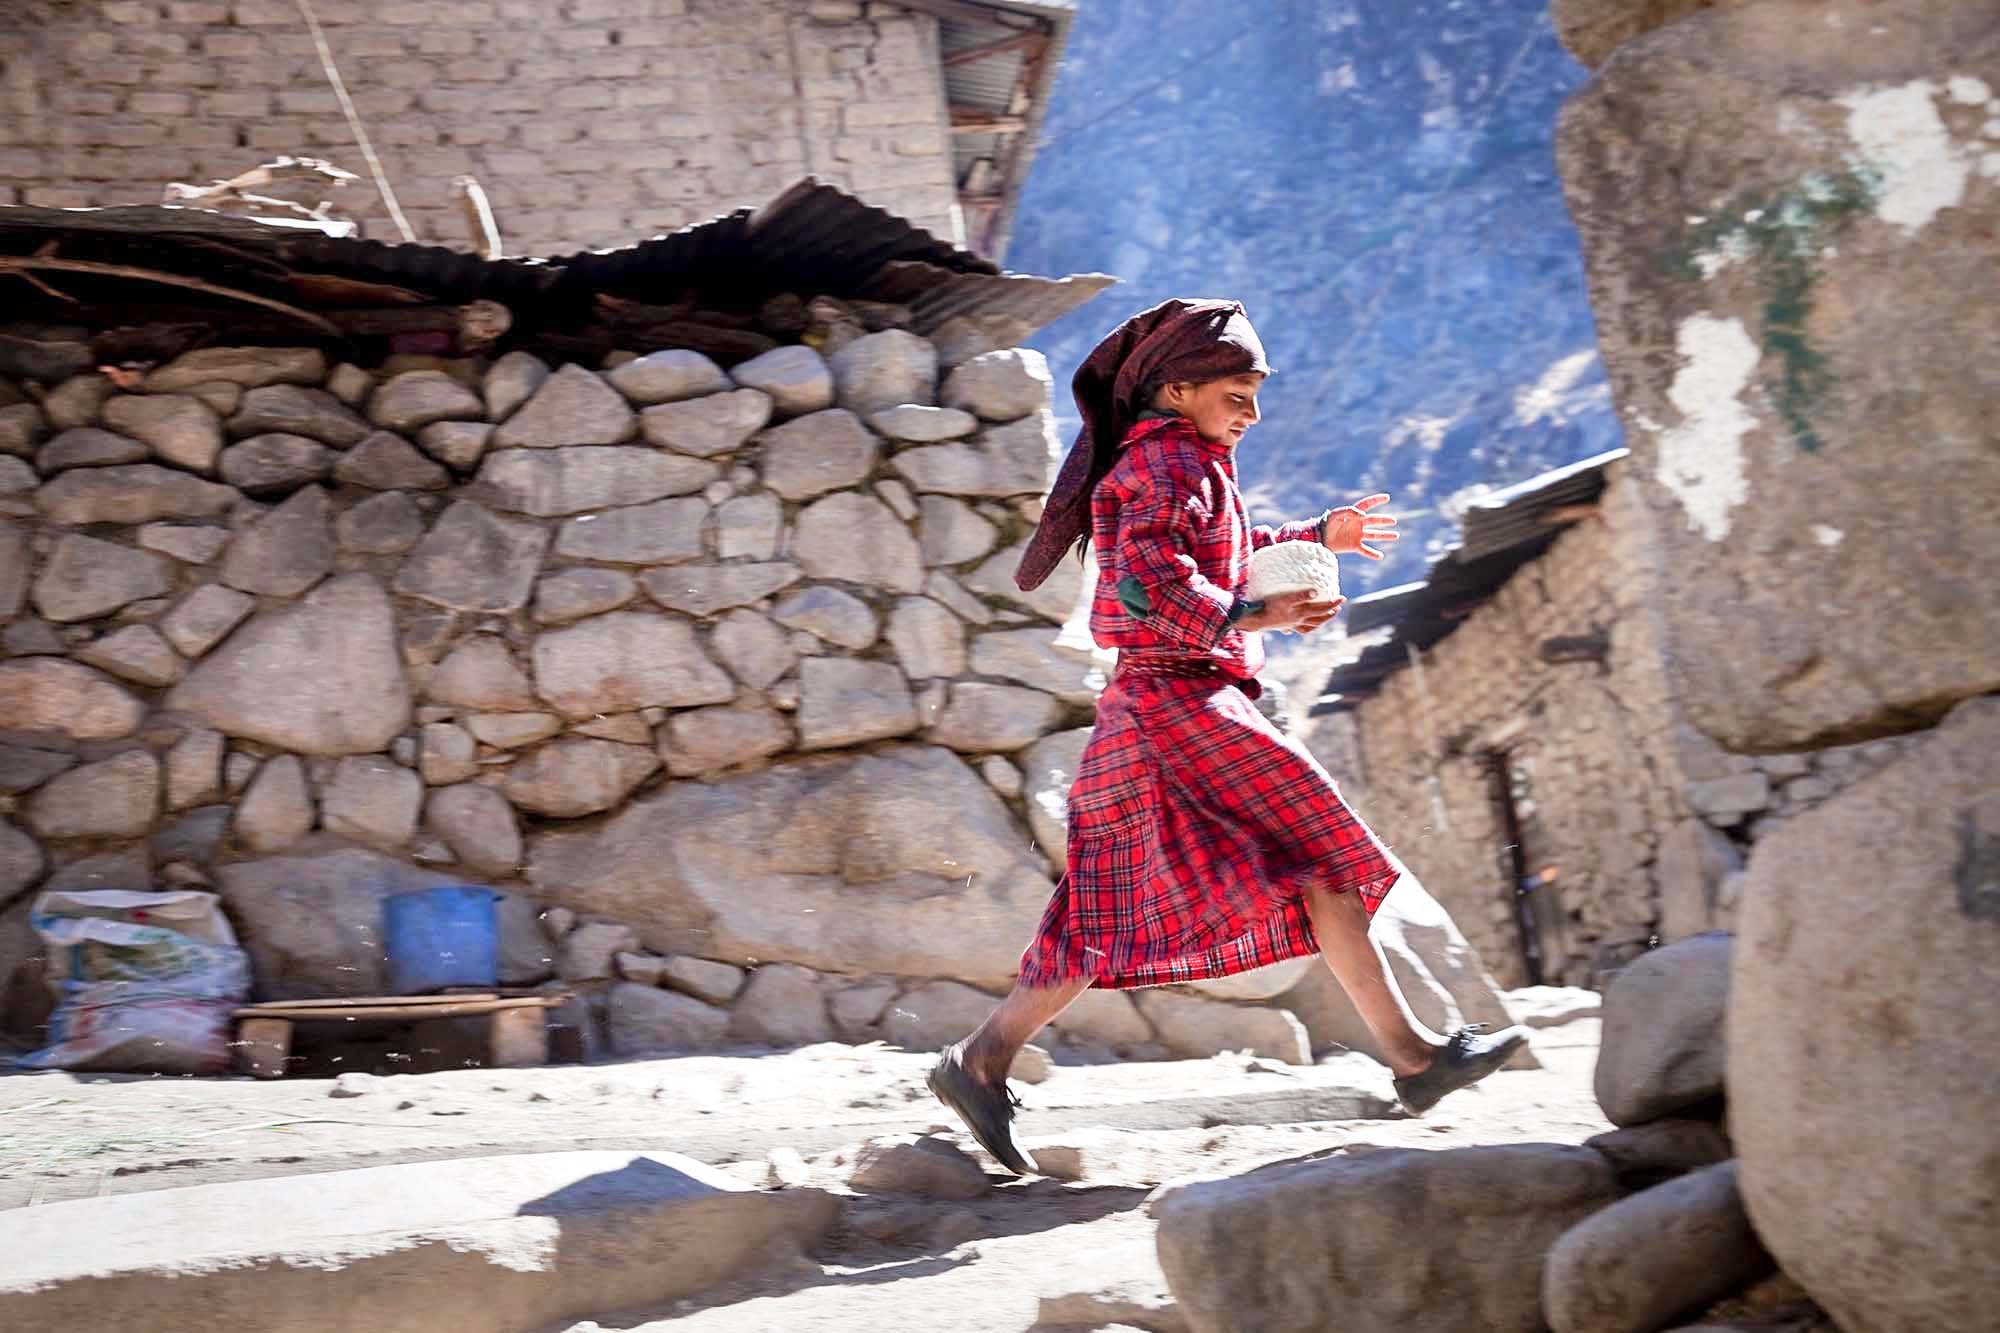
[1556, 1, 2000, 750]
[167, 574, 411, 755]
[0, 659, 144, 740]
[213, 843, 465, 998]
[1729, 696, 2000, 1333]
[1155, 1145, 1620, 1333]
[1269, 861, 1536, 1069]
[1595, 932, 1730, 1126]
[1550, 0, 1751, 69]
[526, 745, 1055, 986]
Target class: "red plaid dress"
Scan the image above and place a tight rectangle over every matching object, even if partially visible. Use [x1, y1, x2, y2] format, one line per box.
[1017, 416, 1399, 990]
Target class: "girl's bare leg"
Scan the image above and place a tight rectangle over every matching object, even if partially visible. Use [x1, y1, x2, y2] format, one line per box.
[1306, 884, 1445, 1078]
[955, 976, 1094, 1085]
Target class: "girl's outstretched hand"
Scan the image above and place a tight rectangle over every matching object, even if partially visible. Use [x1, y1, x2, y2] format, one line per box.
[1235, 589, 1346, 635]
[1322, 493, 1399, 561]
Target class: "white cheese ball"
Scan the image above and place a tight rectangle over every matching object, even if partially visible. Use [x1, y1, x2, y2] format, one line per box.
[1244, 541, 1341, 603]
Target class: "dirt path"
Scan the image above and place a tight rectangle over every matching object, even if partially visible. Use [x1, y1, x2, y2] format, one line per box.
[0, 1022, 1606, 1330]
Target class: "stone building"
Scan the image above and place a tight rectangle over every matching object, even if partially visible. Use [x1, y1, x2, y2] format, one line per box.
[1302, 448, 1923, 991]
[0, 0, 1075, 257]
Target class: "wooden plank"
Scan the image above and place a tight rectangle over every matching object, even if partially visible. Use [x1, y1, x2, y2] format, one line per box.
[941, 28, 1045, 67]
[233, 997, 556, 1022]
[950, 107, 1029, 134]
[238, 993, 501, 1011]
[883, 0, 1035, 30]
[236, 1017, 292, 1080]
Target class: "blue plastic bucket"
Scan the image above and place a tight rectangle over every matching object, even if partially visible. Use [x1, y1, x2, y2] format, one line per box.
[382, 886, 500, 995]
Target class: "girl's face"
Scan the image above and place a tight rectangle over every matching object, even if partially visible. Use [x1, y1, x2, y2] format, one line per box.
[1158, 372, 1266, 447]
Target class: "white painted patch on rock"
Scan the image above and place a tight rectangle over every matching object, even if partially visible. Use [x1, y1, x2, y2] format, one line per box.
[1838, 79, 1974, 235]
[1653, 316, 1759, 543]
[1811, 524, 1844, 548]
[1946, 76, 1992, 106]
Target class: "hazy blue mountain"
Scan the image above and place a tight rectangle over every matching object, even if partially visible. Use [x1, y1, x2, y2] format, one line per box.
[1009, 0, 1620, 592]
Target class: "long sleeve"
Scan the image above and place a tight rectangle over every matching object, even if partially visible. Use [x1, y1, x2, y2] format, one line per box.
[1249, 514, 1327, 551]
[1113, 456, 1239, 649]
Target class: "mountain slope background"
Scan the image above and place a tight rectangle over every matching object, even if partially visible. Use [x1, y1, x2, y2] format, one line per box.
[1008, 0, 1621, 595]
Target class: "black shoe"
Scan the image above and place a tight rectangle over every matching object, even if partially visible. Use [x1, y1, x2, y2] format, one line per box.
[926, 1048, 1037, 1177]
[1392, 1024, 1530, 1116]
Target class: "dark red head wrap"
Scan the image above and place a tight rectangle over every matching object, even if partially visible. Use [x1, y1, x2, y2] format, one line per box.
[1015, 297, 1271, 591]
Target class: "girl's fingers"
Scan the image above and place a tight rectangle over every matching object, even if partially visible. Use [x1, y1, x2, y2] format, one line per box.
[1353, 493, 1392, 511]
[1357, 542, 1386, 560]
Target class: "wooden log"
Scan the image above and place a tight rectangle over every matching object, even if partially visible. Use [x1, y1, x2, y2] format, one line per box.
[237, 993, 501, 1011]
[488, 1004, 549, 1068]
[236, 1016, 293, 1080]
[233, 996, 552, 1022]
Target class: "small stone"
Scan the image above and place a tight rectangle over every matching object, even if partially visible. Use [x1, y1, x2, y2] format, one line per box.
[0, 403, 48, 457]
[146, 346, 326, 393]
[541, 906, 577, 940]
[186, 382, 241, 416]
[224, 752, 257, 794]
[849, 1134, 988, 1201]
[979, 754, 1023, 797]
[367, 369, 485, 433]
[794, 492, 923, 593]
[711, 609, 796, 690]
[606, 981, 730, 1055]
[639, 388, 772, 457]
[326, 363, 372, 406]
[531, 611, 737, 717]
[772, 584, 879, 649]
[37, 426, 149, 473]
[729, 345, 833, 418]
[34, 464, 236, 525]
[0, 457, 35, 494]
[573, 713, 652, 744]
[969, 629, 1105, 706]
[329, 1072, 381, 1099]
[219, 485, 333, 597]
[965, 538, 1083, 624]
[1010, 1043, 1053, 1085]
[927, 682, 1061, 753]
[606, 349, 730, 405]
[500, 737, 661, 817]
[886, 596, 966, 679]
[715, 493, 782, 560]
[74, 624, 183, 687]
[1585, 1119, 1735, 1191]
[24, 749, 159, 839]
[335, 491, 426, 554]
[335, 431, 451, 490]
[1687, 773, 1772, 822]
[393, 500, 550, 613]
[875, 478, 918, 521]
[732, 962, 834, 1046]
[703, 479, 734, 504]
[870, 404, 979, 442]
[158, 584, 256, 658]
[42, 375, 116, 429]
[532, 567, 639, 625]
[830, 978, 898, 1039]
[639, 560, 800, 617]
[552, 496, 706, 564]
[661, 955, 746, 1005]
[759, 408, 880, 501]
[1596, 933, 1731, 1126]
[493, 364, 636, 449]
[465, 712, 564, 749]
[419, 782, 520, 874]
[428, 636, 537, 711]
[483, 350, 549, 423]
[796, 657, 916, 750]
[600, 952, 660, 988]
[919, 495, 1000, 566]
[1, 818, 47, 903]
[0, 741, 78, 795]
[657, 702, 792, 776]
[32, 534, 172, 623]
[152, 805, 231, 866]
[472, 445, 718, 518]
[417, 420, 495, 471]
[829, 330, 936, 417]
[419, 722, 480, 784]
[46, 846, 153, 894]
[136, 522, 230, 564]
[320, 754, 423, 848]
[765, 1147, 812, 1190]
[229, 384, 370, 446]
[941, 348, 1052, 422]
[2, 618, 63, 656]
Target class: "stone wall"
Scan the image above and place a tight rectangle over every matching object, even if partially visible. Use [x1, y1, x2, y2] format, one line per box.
[1315, 465, 1924, 990]
[0, 0, 959, 253]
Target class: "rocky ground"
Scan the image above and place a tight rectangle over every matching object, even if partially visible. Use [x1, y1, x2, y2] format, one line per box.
[0, 1013, 1604, 1331]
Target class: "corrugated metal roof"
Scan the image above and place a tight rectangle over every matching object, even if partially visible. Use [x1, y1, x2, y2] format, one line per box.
[1313, 449, 1628, 712]
[0, 178, 1111, 346]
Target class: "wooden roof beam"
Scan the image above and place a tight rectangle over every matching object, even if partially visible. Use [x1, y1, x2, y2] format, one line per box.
[942, 28, 1048, 67]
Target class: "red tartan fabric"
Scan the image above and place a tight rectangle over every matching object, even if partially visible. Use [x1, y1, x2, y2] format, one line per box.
[1018, 417, 1399, 990]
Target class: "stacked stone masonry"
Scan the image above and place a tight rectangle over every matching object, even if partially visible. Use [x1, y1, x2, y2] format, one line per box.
[1, 324, 1522, 1076]
[1, 0, 961, 253]
[1303, 466, 1921, 991]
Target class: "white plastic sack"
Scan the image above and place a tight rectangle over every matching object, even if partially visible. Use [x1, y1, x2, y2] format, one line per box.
[1243, 541, 1341, 603]
[18, 889, 251, 1075]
